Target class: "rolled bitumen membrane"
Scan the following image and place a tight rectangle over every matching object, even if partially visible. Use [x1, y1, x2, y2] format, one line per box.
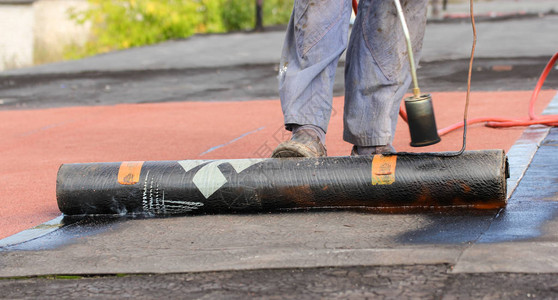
[56, 150, 508, 215]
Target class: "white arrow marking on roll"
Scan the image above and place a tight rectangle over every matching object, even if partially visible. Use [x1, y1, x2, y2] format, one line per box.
[179, 159, 265, 199]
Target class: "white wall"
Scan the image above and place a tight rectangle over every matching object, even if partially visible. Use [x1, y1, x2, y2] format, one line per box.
[0, 4, 34, 71]
[33, 0, 90, 64]
[0, 0, 90, 71]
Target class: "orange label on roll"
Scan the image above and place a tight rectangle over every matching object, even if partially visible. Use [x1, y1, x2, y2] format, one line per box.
[118, 161, 144, 185]
[371, 155, 397, 185]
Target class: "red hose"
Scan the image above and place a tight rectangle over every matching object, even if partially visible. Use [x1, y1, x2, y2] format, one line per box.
[430, 51, 558, 136]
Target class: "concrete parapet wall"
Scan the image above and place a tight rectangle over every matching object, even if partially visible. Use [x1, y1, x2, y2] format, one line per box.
[0, 0, 89, 71]
[0, 3, 34, 70]
[33, 0, 90, 65]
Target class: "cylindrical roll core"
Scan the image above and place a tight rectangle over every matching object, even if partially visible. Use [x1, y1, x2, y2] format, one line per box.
[56, 150, 508, 216]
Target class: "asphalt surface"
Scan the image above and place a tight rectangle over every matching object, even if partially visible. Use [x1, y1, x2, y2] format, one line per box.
[2, 4, 558, 299]
[3, 265, 558, 300]
[1, 57, 557, 110]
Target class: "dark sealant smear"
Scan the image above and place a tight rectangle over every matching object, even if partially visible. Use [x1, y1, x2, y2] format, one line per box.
[477, 201, 558, 243]
[0, 213, 210, 252]
[399, 128, 558, 245]
[0, 216, 129, 251]
[397, 210, 498, 244]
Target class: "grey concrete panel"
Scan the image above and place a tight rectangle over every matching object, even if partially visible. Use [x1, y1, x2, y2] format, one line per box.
[0, 212, 464, 277]
[453, 242, 558, 273]
[454, 128, 558, 273]
[0, 212, 467, 277]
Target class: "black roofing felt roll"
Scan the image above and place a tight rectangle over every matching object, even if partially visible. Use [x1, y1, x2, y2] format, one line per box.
[56, 150, 508, 216]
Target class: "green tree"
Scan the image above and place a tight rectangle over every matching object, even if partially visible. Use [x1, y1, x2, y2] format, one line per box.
[67, 0, 293, 60]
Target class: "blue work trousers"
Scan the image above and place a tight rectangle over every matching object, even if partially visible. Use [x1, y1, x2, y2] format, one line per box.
[278, 0, 428, 146]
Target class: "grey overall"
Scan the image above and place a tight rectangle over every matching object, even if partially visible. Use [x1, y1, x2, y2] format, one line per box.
[278, 0, 428, 146]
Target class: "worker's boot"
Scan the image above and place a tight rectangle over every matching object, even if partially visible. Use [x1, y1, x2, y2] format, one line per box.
[350, 144, 395, 156]
[272, 126, 327, 158]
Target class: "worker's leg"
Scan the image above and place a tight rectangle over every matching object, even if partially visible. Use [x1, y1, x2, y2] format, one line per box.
[278, 0, 353, 134]
[344, 0, 428, 150]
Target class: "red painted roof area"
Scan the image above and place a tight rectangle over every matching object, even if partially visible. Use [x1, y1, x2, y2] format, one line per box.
[0, 89, 555, 239]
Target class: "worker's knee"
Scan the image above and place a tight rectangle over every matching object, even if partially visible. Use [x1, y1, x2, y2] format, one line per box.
[293, 0, 346, 56]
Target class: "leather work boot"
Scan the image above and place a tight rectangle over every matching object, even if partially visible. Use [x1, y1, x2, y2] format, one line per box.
[350, 144, 395, 156]
[272, 129, 327, 158]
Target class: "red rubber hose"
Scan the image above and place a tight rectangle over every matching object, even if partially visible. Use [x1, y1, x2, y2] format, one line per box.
[432, 51, 558, 135]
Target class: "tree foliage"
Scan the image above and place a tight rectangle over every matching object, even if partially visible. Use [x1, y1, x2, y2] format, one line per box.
[67, 0, 293, 59]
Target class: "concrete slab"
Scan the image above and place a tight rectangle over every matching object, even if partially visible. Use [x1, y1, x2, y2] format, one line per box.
[453, 128, 558, 273]
[0, 212, 467, 277]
